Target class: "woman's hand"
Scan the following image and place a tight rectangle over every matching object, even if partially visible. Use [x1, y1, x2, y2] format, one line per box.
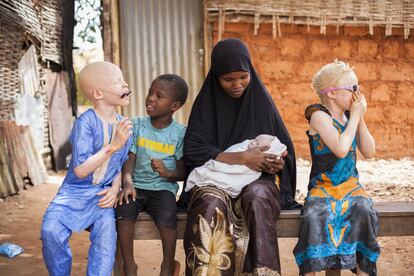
[243, 146, 284, 173]
[263, 151, 287, 174]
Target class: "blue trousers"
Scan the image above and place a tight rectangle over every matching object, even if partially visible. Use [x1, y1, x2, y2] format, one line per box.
[41, 214, 116, 276]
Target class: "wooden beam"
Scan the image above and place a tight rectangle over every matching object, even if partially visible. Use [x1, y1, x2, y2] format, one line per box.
[203, 0, 210, 76]
[114, 202, 414, 276]
[110, 0, 121, 66]
[102, 0, 112, 62]
[62, 0, 76, 116]
[217, 6, 225, 42]
[326, 269, 341, 276]
[132, 202, 414, 240]
[101, 0, 120, 65]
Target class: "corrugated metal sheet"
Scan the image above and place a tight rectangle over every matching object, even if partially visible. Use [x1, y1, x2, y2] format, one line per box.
[119, 0, 204, 125]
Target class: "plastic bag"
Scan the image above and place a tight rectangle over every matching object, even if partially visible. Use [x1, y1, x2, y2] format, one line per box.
[0, 242, 24, 258]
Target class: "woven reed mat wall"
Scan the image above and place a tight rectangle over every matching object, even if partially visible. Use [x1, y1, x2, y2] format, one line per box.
[0, 0, 42, 42]
[39, 0, 63, 65]
[0, 0, 63, 153]
[206, 0, 414, 38]
[0, 21, 25, 120]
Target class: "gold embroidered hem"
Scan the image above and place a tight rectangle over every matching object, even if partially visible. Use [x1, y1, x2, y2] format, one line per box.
[242, 266, 281, 276]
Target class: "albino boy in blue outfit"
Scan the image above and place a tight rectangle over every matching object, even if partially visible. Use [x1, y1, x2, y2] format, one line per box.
[41, 61, 133, 276]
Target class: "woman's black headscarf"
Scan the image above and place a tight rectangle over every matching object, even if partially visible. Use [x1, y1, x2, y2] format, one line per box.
[183, 38, 298, 209]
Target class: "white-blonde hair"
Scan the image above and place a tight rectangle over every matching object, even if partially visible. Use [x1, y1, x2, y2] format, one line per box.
[311, 60, 354, 103]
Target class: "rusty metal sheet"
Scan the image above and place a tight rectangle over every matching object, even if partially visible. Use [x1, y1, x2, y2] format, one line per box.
[46, 70, 73, 170]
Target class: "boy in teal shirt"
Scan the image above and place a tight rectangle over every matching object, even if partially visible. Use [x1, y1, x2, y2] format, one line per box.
[116, 74, 188, 276]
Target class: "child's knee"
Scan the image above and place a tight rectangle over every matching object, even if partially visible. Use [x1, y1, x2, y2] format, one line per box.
[94, 215, 116, 235]
[41, 224, 53, 241]
[41, 220, 66, 243]
[115, 199, 138, 221]
[154, 207, 177, 230]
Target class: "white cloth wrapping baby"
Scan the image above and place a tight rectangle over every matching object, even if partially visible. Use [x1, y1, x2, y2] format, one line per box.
[185, 136, 287, 198]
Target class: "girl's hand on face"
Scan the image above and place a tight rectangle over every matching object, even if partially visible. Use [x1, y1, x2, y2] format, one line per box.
[351, 90, 361, 103]
[351, 92, 367, 117]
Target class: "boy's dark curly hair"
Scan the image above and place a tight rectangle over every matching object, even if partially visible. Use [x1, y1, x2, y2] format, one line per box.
[155, 74, 188, 105]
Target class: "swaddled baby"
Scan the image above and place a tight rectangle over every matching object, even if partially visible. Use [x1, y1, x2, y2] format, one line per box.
[185, 134, 287, 197]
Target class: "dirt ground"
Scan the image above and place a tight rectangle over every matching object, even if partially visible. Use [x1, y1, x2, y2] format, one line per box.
[1, 160, 413, 276]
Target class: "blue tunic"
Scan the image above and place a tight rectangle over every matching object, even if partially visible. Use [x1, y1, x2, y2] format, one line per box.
[293, 106, 380, 276]
[41, 108, 132, 276]
[43, 108, 131, 231]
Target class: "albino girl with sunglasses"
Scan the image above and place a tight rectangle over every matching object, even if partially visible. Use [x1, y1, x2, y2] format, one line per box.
[293, 60, 380, 276]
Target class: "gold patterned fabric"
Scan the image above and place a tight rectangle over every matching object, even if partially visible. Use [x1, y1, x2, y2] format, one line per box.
[184, 179, 281, 275]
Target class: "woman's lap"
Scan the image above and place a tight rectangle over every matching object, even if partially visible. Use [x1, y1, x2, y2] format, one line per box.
[184, 179, 282, 275]
[240, 179, 281, 272]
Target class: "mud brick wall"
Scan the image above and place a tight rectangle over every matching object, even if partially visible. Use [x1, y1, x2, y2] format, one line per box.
[212, 23, 414, 159]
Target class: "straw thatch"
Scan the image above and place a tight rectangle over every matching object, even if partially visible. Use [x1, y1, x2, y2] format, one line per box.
[0, 0, 62, 123]
[0, 0, 42, 42]
[206, 0, 414, 38]
[39, 0, 63, 65]
[0, 21, 25, 120]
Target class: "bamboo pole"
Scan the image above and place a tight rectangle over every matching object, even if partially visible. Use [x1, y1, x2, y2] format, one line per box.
[203, 0, 210, 76]
[111, 0, 121, 66]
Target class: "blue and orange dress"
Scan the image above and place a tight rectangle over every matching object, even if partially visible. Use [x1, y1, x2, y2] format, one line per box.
[293, 105, 380, 275]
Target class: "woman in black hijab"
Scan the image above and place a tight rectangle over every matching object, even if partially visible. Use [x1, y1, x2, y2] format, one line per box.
[183, 38, 298, 275]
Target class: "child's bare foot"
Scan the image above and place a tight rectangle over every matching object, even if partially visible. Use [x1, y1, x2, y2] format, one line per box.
[124, 263, 138, 276]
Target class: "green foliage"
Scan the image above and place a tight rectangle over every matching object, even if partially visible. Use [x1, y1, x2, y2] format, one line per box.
[74, 0, 102, 49]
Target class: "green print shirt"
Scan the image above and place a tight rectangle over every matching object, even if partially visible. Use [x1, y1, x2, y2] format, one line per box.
[130, 117, 186, 196]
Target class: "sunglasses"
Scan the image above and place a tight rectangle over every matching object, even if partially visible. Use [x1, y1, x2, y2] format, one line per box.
[320, 84, 359, 94]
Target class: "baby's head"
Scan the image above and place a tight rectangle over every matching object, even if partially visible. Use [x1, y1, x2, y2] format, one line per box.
[311, 60, 359, 110]
[248, 134, 275, 149]
[78, 61, 131, 107]
[146, 74, 188, 117]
